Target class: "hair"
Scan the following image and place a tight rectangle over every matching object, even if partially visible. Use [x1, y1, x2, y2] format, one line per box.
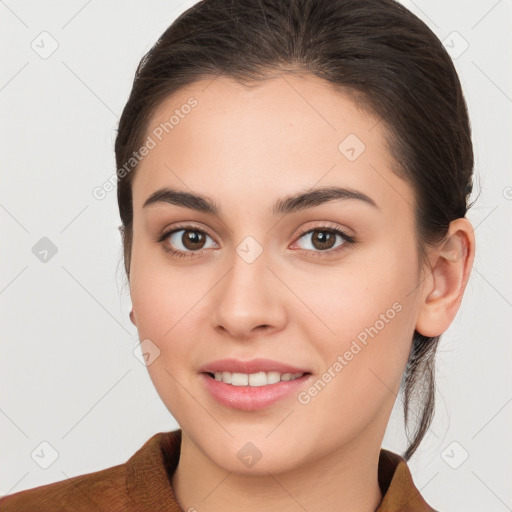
[115, 0, 474, 461]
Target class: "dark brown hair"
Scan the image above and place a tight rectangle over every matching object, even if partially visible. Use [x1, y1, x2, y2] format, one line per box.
[115, 0, 474, 461]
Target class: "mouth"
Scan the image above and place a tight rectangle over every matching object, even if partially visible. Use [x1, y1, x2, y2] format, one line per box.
[204, 370, 310, 386]
[198, 358, 313, 410]
[200, 370, 313, 411]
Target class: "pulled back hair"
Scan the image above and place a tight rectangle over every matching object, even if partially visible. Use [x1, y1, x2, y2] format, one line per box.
[115, 0, 474, 461]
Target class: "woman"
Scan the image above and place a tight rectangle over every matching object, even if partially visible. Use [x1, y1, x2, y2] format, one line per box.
[0, 0, 475, 510]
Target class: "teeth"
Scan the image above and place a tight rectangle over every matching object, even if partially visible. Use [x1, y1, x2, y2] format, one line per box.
[212, 371, 304, 386]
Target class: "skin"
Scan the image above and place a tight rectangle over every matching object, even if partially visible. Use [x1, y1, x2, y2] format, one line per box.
[128, 73, 475, 512]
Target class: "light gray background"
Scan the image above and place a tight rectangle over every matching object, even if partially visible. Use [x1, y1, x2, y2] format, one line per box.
[1, 1, 511, 510]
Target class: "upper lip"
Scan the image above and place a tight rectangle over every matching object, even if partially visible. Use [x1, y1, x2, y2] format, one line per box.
[199, 358, 310, 375]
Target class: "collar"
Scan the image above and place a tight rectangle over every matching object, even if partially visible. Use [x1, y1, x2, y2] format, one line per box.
[125, 429, 437, 512]
[375, 448, 437, 511]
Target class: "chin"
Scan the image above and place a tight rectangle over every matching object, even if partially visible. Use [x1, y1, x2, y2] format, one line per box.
[193, 431, 310, 476]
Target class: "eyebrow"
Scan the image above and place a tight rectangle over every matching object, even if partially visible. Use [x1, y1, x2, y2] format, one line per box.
[142, 185, 379, 215]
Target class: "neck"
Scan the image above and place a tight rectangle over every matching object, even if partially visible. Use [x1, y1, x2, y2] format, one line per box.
[171, 431, 384, 512]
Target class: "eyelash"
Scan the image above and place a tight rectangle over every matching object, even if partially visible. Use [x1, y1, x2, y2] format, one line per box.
[157, 222, 356, 259]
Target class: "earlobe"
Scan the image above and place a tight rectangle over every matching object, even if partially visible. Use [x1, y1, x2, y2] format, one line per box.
[129, 309, 137, 326]
[415, 218, 475, 337]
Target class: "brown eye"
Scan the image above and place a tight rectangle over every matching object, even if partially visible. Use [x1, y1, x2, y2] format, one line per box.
[163, 227, 217, 255]
[181, 230, 207, 250]
[294, 226, 354, 255]
[309, 231, 337, 250]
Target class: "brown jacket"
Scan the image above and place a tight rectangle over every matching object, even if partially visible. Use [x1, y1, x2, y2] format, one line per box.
[0, 429, 438, 511]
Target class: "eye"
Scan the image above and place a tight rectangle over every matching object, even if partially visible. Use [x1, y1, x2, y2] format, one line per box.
[157, 222, 356, 259]
[158, 224, 217, 258]
[292, 223, 355, 256]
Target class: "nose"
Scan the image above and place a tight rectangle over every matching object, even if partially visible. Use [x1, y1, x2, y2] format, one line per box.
[211, 247, 287, 340]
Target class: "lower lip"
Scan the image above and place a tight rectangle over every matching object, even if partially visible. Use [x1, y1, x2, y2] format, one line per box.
[200, 372, 312, 411]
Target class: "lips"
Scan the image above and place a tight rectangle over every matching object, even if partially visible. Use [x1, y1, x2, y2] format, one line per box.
[198, 358, 310, 375]
[198, 357, 313, 410]
[200, 371, 312, 410]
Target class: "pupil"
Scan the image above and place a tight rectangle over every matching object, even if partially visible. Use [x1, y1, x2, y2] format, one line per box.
[313, 231, 335, 250]
[184, 231, 204, 249]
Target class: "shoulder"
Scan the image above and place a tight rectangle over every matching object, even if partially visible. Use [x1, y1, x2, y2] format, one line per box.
[0, 430, 182, 512]
[0, 462, 130, 512]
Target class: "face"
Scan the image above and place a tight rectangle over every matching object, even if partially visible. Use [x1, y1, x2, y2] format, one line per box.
[128, 74, 425, 474]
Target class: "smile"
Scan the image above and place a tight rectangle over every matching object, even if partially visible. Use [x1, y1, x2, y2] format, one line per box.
[201, 371, 312, 411]
[209, 371, 305, 386]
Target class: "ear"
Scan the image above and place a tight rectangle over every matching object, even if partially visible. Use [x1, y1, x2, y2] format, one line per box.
[415, 218, 475, 337]
[129, 309, 137, 326]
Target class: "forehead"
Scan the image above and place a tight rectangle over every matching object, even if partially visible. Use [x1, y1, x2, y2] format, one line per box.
[131, 74, 413, 218]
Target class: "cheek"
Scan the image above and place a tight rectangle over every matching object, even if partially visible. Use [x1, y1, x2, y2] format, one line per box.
[130, 267, 204, 343]
[128, 248, 216, 398]
[128, 258, 207, 421]
[129, 234, 199, 337]
[293, 268, 418, 440]
[293, 249, 419, 344]
[292, 242, 420, 393]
